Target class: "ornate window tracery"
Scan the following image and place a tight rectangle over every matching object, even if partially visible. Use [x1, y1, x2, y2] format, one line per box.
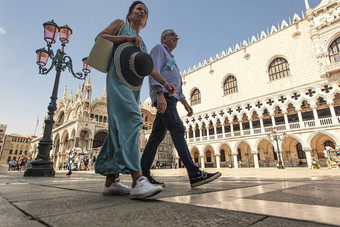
[223, 76, 238, 95]
[268, 58, 290, 81]
[329, 37, 340, 63]
[191, 89, 201, 106]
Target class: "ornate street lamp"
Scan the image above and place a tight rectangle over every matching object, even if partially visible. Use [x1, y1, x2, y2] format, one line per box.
[267, 127, 287, 169]
[24, 20, 91, 177]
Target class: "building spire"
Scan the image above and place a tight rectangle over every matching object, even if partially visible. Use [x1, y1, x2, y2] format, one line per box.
[62, 85, 67, 100]
[305, 0, 310, 10]
[85, 75, 91, 87]
[103, 86, 106, 97]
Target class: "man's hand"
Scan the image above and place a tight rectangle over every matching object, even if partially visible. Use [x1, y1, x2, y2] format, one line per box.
[185, 104, 193, 117]
[180, 98, 193, 117]
[164, 82, 176, 96]
[156, 94, 167, 113]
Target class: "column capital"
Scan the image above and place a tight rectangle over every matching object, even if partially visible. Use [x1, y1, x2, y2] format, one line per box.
[303, 147, 312, 153]
[251, 150, 259, 154]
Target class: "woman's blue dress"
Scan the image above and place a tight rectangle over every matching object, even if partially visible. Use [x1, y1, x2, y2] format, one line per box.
[95, 25, 147, 175]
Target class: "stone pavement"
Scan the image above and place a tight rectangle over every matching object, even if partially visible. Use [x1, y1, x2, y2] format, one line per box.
[0, 168, 340, 227]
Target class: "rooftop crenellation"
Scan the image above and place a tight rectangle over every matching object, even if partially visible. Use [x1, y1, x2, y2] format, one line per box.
[181, 12, 305, 76]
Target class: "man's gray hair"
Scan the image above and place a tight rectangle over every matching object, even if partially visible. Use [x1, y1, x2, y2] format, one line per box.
[161, 29, 174, 42]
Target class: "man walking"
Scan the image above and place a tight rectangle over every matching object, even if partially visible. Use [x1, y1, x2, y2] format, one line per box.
[141, 29, 221, 187]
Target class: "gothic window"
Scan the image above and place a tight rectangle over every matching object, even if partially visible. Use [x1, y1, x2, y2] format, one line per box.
[93, 132, 108, 148]
[268, 58, 290, 81]
[223, 76, 238, 95]
[296, 143, 306, 159]
[329, 37, 340, 63]
[220, 149, 226, 162]
[191, 89, 201, 106]
[206, 150, 212, 163]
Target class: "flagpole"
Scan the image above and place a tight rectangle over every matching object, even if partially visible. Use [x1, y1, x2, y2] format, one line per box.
[34, 117, 39, 136]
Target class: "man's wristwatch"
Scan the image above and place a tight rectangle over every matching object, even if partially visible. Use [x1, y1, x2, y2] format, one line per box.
[156, 90, 164, 95]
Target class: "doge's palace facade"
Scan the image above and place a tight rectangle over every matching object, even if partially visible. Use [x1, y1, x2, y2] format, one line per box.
[178, 0, 340, 168]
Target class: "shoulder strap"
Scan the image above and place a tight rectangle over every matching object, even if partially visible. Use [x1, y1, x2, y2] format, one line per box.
[114, 20, 126, 36]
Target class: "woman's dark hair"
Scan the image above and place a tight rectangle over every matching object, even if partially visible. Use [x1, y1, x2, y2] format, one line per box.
[126, 1, 148, 28]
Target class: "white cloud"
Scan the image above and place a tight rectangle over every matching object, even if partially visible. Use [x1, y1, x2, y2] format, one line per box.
[0, 27, 6, 35]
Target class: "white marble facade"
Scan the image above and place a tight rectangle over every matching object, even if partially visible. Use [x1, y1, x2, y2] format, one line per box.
[177, 0, 340, 169]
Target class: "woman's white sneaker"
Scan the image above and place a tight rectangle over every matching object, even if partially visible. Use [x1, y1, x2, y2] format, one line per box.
[102, 178, 131, 196]
[130, 176, 163, 199]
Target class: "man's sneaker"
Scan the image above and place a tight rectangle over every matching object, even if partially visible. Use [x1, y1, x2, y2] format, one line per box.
[102, 178, 131, 196]
[130, 176, 163, 199]
[190, 171, 222, 188]
[146, 175, 165, 187]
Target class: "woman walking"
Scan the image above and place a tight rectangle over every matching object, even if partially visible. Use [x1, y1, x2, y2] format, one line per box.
[95, 1, 175, 199]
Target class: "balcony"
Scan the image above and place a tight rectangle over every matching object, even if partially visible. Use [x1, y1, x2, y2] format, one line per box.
[186, 116, 339, 144]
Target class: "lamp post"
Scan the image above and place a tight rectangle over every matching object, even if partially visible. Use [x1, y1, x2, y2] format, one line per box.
[267, 127, 287, 169]
[24, 20, 91, 177]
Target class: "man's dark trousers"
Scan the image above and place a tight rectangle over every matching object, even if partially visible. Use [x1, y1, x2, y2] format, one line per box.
[141, 94, 199, 177]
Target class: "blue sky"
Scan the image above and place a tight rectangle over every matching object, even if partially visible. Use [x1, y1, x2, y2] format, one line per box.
[0, 0, 321, 136]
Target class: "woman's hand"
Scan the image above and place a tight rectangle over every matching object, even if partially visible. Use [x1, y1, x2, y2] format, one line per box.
[126, 36, 141, 48]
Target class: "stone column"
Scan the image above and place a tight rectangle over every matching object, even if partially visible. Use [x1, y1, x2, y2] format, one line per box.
[193, 126, 196, 142]
[230, 123, 234, 137]
[200, 155, 205, 169]
[271, 114, 276, 127]
[283, 112, 290, 130]
[303, 147, 313, 168]
[213, 120, 217, 139]
[215, 154, 220, 168]
[206, 125, 210, 140]
[312, 106, 320, 126]
[89, 139, 93, 150]
[252, 151, 259, 168]
[232, 153, 238, 169]
[222, 123, 226, 138]
[239, 120, 244, 136]
[296, 109, 304, 128]
[329, 104, 338, 124]
[56, 154, 60, 168]
[248, 117, 254, 134]
[260, 117, 264, 133]
[199, 124, 203, 141]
